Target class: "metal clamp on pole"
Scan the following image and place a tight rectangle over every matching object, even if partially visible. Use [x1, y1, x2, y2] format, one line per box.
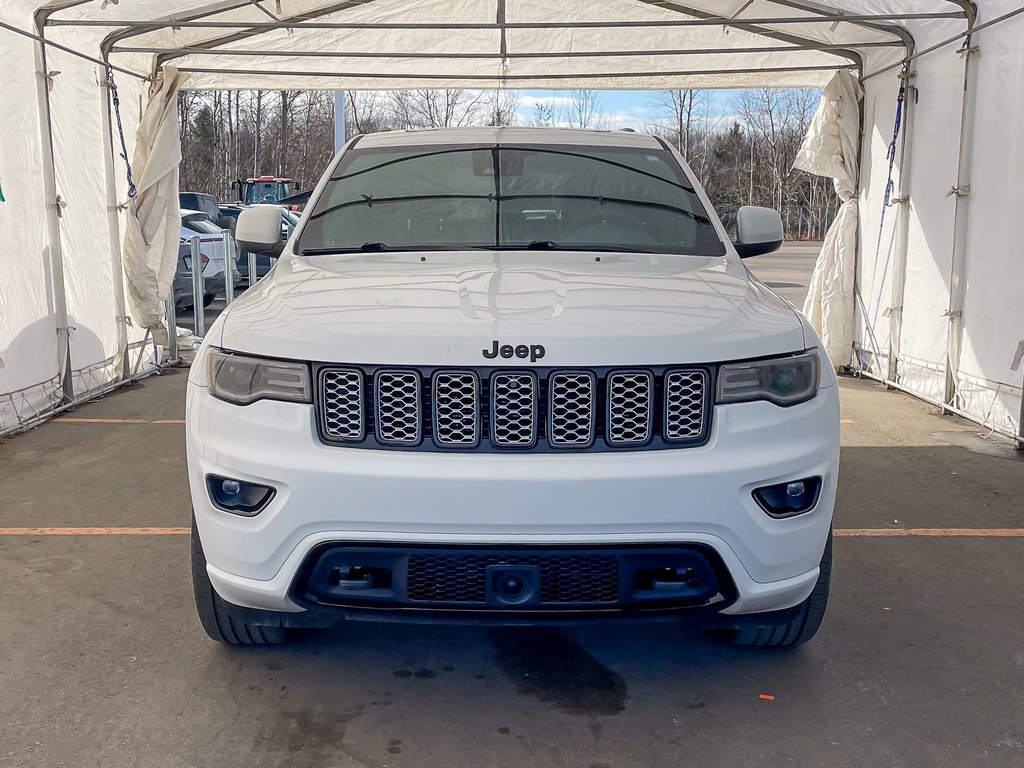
[190, 235, 206, 338]
[222, 229, 235, 305]
[165, 292, 178, 364]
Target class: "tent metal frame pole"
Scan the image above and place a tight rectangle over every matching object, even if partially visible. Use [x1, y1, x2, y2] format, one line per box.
[112, 41, 904, 58]
[171, 63, 857, 80]
[863, 4, 1022, 81]
[634, 0, 863, 68]
[98, 69, 132, 380]
[0, 18, 148, 80]
[31, 11, 74, 407]
[943, 5, 980, 410]
[886, 69, 917, 385]
[50, 13, 965, 30]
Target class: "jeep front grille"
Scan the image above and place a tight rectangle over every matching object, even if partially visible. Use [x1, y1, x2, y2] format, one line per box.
[318, 365, 710, 452]
[607, 371, 654, 445]
[664, 370, 708, 441]
[433, 371, 480, 447]
[490, 372, 538, 447]
[375, 370, 421, 445]
[548, 371, 596, 447]
[320, 368, 364, 441]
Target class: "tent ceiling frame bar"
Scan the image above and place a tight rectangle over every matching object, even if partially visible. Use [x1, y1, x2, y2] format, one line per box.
[758, 0, 914, 51]
[50, 13, 964, 30]
[145, 0, 384, 71]
[0, 17, 148, 79]
[864, 4, 1023, 80]
[112, 40, 901, 57]
[636, 0, 865, 72]
[174, 63, 855, 80]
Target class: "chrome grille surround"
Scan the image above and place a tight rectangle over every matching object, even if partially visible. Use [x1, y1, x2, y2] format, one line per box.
[548, 371, 596, 448]
[375, 369, 422, 445]
[490, 372, 538, 447]
[432, 370, 480, 447]
[607, 371, 654, 445]
[320, 368, 365, 441]
[664, 370, 708, 441]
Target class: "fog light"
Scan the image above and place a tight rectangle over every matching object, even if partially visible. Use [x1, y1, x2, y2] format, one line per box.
[206, 475, 276, 516]
[753, 476, 822, 518]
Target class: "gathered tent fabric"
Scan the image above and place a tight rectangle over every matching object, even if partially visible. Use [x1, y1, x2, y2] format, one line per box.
[794, 71, 863, 369]
[121, 66, 189, 347]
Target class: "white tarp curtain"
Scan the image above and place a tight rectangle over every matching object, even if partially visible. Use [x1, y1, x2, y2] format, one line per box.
[795, 70, 862, 368]
[122, 66, 188, 345]
[0, 0, 1022, 440]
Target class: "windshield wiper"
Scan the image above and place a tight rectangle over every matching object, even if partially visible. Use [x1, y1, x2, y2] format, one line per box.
[485, 242, 659, 254]
[299, 242, 392, 255]
[299, 243, 483, 256]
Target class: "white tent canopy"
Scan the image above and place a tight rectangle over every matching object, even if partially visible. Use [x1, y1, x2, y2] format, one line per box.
[1, 0, 1022, 443]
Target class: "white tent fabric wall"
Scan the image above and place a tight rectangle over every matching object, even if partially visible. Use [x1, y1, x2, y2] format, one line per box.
[952, 5, 1024, 435]
[0, 0, 1021, 440]
[853, 3, 1023, 436]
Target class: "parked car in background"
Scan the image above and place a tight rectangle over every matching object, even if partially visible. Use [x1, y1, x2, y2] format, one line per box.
[217, 204, 298, 286]
[179, 192, 220, 224]
[178, 209, 236, 307]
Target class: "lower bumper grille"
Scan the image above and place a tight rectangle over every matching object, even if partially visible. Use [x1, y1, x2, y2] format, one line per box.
[407, 552, 620, 604]
[296, 545, 731, 612]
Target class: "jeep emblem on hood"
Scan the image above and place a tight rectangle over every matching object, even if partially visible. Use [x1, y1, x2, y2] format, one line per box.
[482, 340, 546, 363]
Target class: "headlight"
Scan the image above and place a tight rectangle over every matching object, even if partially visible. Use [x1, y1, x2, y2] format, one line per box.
[207, 349, 311, 405]
[716, 351, 820, 407]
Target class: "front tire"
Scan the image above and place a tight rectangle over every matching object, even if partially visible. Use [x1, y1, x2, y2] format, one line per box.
[191, 516, 288, 645]
[725, 531, 832, 648]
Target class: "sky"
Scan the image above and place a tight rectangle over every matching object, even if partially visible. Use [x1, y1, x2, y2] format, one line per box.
[515, 89, 742, 130]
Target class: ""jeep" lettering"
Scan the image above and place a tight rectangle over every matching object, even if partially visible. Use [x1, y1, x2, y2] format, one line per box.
[482, 340, 545, 363]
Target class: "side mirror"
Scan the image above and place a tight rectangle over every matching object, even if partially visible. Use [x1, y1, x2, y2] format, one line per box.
[735, 206, 783, 258]
[236, 206, 285, 256]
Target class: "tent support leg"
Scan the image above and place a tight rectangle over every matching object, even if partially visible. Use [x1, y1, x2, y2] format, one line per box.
[886, 71, 917, 383]
[943, 23, 980, 411]
[100, 74, 132, 380]
[32, 19, 74, 407]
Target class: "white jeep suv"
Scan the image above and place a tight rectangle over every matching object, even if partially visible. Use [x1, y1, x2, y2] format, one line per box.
[186, 127, 839, 647]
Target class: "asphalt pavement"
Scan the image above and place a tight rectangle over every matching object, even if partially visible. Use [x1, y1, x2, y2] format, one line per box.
[2, 242, 1022, 768]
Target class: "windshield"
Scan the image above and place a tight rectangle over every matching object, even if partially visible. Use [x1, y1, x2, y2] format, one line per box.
[182, 214, 222, 236]
[298, 143, 725, 256]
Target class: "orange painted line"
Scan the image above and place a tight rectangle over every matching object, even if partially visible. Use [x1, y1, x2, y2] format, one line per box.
[53, 417, 184, 424]
[759, 694, 776, 701]
[0, 527, 189, 536]
[834, 528, 1024, 537]
[840, 419, 855, 425]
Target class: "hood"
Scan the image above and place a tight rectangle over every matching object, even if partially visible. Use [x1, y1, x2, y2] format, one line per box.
[217, 251, 805, 366]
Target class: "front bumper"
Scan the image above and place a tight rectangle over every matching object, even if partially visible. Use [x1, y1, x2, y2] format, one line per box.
[187, 381, 839, 618]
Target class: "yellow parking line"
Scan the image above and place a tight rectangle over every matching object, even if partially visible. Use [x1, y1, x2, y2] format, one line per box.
[0, 527, 1022, 537]
[53, 417, 185, 424]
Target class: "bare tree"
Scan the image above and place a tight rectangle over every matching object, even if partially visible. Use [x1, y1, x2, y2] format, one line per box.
[650, 90, 707, 159]
[483, 89, 521, 126]
[564, 90, 604, 128]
